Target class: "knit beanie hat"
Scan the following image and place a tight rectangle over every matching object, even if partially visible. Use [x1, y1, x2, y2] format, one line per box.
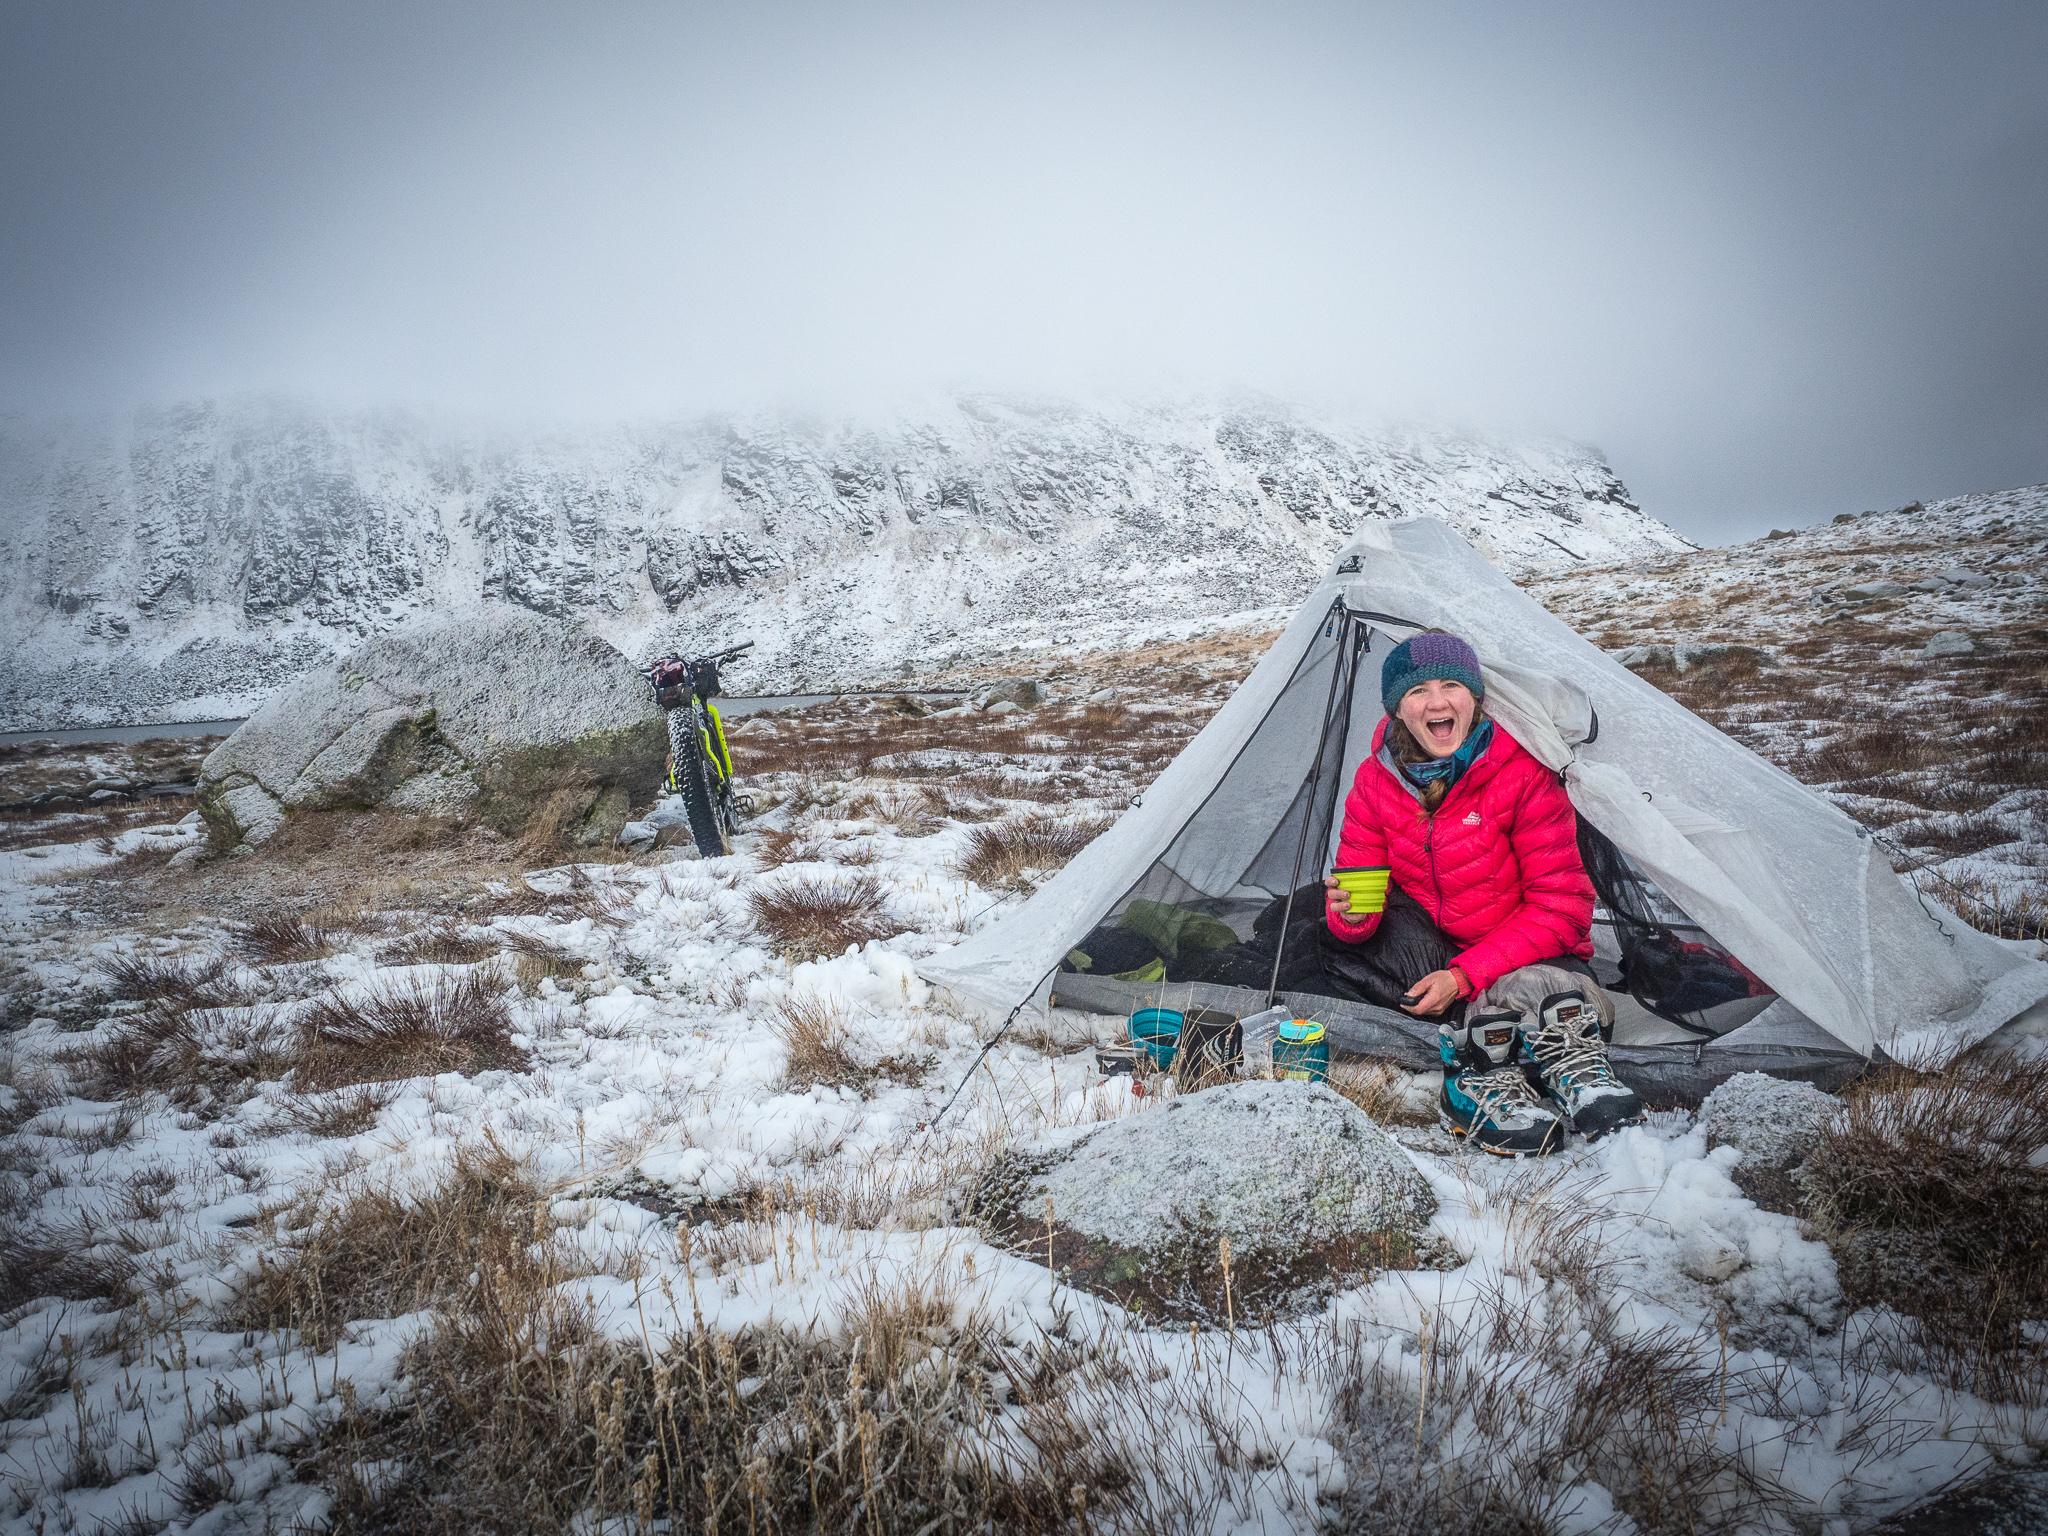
[1380, 631, 1485, 717]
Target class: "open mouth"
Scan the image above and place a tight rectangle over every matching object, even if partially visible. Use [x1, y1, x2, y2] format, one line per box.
[1426, 715, 1459, 744]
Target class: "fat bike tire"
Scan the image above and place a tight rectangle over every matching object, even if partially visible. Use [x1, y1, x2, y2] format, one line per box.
[667, 710, 728, 858]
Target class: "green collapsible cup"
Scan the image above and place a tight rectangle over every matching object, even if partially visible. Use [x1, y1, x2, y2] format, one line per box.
[1331, 865, 1390, 916]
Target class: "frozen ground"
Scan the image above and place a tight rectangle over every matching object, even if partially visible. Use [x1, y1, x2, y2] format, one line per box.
[2, 506, 2044, 1534]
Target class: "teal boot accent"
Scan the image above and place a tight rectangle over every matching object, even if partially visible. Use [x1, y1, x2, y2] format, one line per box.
[1437, 1014, 1565, 1158]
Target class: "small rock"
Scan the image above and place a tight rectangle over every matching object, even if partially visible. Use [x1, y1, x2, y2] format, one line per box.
[1700, 1072, 1840, 1215]
[1764, 528, 1795, 540]
[1843, 580, 1908, 600]
[1921, 631, 1977, 659]
[1938, 568, 1993, 589]
[617, 819, 659, 852]
[646, 794, 692, 831]
[984, 700, 1021, 716]
[1833, 512, 1859, 524]
[167, 845, 205, 869]
[973, 678, 1044, 710]
[1678, 1228, 1745, 1284]
[1672, 642, 1765, 672]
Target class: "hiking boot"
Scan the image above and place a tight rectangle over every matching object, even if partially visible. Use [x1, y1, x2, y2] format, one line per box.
[1511, 979, 1644, 1140]
[1437, 1015, 1566, 1157]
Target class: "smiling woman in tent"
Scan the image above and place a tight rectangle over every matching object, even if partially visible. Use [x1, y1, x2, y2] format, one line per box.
[1323, 629, 1645, 1156]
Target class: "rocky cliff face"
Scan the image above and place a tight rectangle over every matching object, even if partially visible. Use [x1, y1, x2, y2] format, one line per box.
[0, 394, 1692, 726]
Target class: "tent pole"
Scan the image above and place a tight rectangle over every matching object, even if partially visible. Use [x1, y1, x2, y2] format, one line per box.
[1263, 606, 1362, 1007]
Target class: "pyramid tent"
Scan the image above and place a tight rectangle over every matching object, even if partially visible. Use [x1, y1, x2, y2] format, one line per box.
[917, 518, 2048, 1099]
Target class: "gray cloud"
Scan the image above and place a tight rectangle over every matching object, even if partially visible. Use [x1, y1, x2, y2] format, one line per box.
[3, 0, 2043, 541]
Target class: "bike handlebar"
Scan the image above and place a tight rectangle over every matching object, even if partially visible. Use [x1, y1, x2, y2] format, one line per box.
[648, 640, 753, 671]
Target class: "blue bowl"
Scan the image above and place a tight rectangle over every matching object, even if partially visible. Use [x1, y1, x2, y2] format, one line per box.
[1127, 1007, 1184, 1069]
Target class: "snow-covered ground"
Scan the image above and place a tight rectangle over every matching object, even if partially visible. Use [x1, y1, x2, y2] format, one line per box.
[3, 501, 2044, 1534]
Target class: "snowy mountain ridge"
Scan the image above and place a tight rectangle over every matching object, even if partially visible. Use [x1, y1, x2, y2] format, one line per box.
[0, 393, 1691, 727]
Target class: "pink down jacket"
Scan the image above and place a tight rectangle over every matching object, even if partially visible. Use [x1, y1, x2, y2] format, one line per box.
[1326, 719, 1595, 994]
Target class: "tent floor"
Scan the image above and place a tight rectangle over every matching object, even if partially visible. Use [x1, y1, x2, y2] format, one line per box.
[1047, 973, 1873, 1104]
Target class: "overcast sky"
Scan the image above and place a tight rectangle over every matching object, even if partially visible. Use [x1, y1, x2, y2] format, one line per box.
[3, 1, 2043, 543]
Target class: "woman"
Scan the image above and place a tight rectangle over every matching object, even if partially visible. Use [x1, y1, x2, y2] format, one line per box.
[1323, 629, 1641, 1153]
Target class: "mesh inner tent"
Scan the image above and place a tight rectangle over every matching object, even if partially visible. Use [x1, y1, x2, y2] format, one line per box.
[1056, 607, 1384, 983]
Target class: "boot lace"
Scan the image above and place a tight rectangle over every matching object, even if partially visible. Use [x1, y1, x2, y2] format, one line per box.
[1461, 1064, 1545, 1125]
[1528, 1012, 1615, 1086]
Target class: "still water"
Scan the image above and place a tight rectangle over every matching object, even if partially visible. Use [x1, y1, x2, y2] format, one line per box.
[0, 692, 968, 747]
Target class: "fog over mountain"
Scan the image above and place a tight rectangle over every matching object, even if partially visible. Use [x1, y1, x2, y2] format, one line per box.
[3, 1, 2044, 543]
[0, 394, 1688, 728]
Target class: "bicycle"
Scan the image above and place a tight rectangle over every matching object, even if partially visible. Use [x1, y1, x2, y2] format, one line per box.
[645, 641, 752, 856]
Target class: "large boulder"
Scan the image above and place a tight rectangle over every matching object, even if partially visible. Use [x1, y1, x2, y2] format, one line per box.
[971, 677, 1044, 710]
[198, 606, 664, 853]
[970, 1079, 1437, 1321]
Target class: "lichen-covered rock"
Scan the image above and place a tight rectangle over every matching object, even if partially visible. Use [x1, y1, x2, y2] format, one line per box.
[1699, 1072, 1840, 1215]
[198, 605, 663, 853]
[971, 1079, 1438, 1320]
[972, 678, 1044, 710]
[1920, 630, 1977, 657]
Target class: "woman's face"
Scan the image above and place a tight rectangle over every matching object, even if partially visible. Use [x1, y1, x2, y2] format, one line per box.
[1397, 679, 1477, 760]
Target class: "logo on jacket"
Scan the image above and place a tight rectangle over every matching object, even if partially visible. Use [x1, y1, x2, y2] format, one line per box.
[1461, 811, 1482, 826]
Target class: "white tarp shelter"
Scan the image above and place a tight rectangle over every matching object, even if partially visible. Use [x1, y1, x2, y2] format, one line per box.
[917, 519, 2048, 1097]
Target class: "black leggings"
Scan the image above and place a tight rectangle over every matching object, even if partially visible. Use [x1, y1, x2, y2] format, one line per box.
[1316, 883, 1594, 1024]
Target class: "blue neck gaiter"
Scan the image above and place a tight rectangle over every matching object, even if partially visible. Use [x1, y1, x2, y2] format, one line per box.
[1398, 717, 1494, 797]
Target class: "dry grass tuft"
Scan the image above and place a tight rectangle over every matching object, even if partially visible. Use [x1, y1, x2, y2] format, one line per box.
[498, 930, 585, 991]
[296, 1258, 1268, 1536]
[1, 1219, 139, 1314]
[769, 995, 861, 1088]
[1328, 1296, 1793, 1535]
[746, 871, 899, 958]
[96, 952, 254, 1011]
[380, 922, 499, 967]
[844, 783, 947, 836]
[226, 1144, 560, 1349]
[765, 996, 911, 1092]
[1326, 1061, 1437, 1127]
[82, 1000, 293, 1109]
[296, 972, 525, 1090]
[1800, 1053, 2048, 1401]
[268, 1083, 396, 1139]
[955, 812, 1112, 887]
[231, 914, 338, 965]
[514, 788, 635, 862]
[488, 868, 633, 928]
[749, 825, 826, 869]
[1934, 873, 2046, 942]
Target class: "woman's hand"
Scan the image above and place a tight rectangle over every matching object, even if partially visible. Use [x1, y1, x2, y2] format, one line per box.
[1401, 969, 1466, 1016]
[1323, 873, 1350, 920]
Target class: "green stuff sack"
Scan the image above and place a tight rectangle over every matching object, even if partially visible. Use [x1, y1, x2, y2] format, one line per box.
[1119, 899, 1238, 962]
[1062, 947, 1167, 984]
